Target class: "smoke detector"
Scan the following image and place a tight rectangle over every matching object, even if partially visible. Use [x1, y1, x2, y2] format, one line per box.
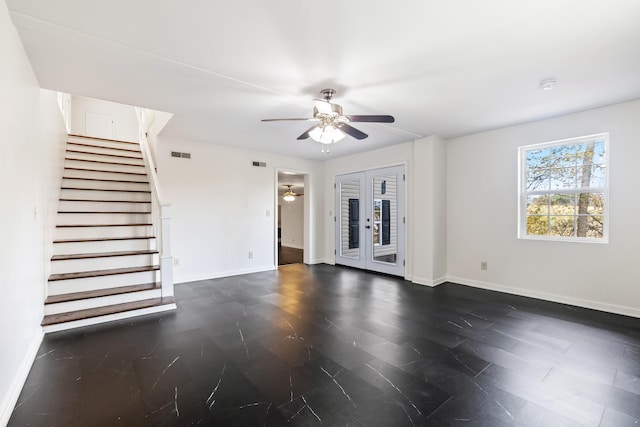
[539, 78, 557, 91]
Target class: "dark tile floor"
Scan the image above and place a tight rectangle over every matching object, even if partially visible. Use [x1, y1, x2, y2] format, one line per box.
[278, 246, 303, 266]
[9, 264, 640, 426]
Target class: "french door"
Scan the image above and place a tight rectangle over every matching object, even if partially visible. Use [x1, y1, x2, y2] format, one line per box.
[335, 165, 405, 276]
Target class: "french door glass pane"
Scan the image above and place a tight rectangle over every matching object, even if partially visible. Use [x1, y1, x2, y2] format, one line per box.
[372, 175, 397, 264]
[340, 180, 360, 258]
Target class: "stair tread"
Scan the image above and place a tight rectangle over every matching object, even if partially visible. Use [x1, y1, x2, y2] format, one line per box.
[52, 250, 158, 261]
[48, 265, 159, 281]
[57, 211, 152, 214]
[45, 282, 160, 304]
[61, 187, 151, 193]
[41, 296, 174, 326]
[67, 149, 143, 160]
[54, 236, 155, 243]
[63, 176, 149, 184]
[65, 158, 145, 167]
[56, 223, 152, 228]
[59, 198, 151, 203]
[68, 134, 139, 145]
[67, 141, 141, 154]
[65, 167, 146, 176]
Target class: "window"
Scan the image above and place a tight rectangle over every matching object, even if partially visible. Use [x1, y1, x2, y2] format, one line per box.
[519, 133, 608, 242]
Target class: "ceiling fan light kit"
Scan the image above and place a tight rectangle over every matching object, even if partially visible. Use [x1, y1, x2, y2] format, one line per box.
[282, 185, 299, 202]
[262, 89, 394, 152]
[309, 124, 346, 144]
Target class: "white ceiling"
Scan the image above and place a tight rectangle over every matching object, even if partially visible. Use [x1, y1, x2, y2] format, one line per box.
[8, 1, 640, 160]
[277, 172, 304, 196]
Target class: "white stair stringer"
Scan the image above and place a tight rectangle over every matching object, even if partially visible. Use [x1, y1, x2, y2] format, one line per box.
[44, 134, 174, 330]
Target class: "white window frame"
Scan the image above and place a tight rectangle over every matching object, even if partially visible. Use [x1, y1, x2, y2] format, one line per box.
[518, 133, 609, 243]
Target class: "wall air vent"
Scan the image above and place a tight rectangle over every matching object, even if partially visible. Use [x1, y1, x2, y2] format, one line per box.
[171, 151, 191, 159]
[252, 161, 267, 167]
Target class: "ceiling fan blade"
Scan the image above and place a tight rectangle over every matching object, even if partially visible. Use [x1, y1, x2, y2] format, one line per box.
[345, 115, 395, 123]
[340, 123, 368, 140]
[297, 125, 319, 140]
[261, 118, 319, 122]
[313, 99, 333, 115]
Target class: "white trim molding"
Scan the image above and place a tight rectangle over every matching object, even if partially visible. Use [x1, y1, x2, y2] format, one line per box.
[447, 276, 640, 319]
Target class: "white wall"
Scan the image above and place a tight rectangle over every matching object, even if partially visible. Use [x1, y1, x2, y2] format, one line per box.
[446, 99, 640, 317]
[70, 95, 139, 142]
[156, 137, 323, 283]
[0, 2, 68, 423]
[280, 195, 304, 249]
[411, 136, 447, 285]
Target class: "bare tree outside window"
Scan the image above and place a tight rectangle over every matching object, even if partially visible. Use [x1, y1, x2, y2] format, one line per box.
[520, 134, 608, 241]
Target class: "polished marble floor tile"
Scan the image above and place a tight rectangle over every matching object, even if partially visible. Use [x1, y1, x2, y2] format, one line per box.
[9, 264, 640, 426]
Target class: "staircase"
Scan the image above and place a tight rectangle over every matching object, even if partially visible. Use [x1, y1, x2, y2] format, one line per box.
[42, 134, 175, 332]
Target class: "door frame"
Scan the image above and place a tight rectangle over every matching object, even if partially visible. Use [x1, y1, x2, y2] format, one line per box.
[275, 168, 312, 266]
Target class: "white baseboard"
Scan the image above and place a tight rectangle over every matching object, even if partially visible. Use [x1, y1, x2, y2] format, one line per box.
[447, 276, 640, 319]
[174, 265, 277, 284]
[0, 329, 44, 427]
[411, 276, 447, 287]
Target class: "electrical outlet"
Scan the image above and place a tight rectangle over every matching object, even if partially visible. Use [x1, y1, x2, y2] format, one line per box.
[174, 258, 180, 266]
[480, 261, 488, 271]
[249, 251, 253, 259]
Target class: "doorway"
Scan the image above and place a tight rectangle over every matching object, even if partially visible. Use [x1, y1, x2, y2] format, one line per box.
[335, 165, 405, 276]
[277, 171, 307, 266]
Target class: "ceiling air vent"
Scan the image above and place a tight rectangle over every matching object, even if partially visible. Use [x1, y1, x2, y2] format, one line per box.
[252, 161, 267, 167]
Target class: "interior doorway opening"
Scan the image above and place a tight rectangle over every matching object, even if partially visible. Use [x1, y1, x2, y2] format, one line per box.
[276, 170, 308, 266]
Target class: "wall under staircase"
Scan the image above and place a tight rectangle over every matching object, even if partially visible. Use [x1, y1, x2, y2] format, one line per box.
[42, 134, 175, 332]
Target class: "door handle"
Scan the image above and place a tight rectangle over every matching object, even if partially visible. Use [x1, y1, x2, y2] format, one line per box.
[365, 225, 371, 229]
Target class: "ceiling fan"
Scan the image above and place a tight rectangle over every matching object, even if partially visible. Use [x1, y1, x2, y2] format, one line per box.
[262, 89, 395, 147]
[282, 185, 303, 202]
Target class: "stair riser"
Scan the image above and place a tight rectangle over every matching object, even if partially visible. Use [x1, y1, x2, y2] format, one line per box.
[61, 178, 149, 192]
[54, 225, 153, 240]
[60, 189, 151, 202]
[67, 143, 141, 158]
[50, 254, 158, 275]
[65, 159, 145, 174]
[58, 200, 151, 212]
[68, 136, 139, 151]
[57, 212, 151, 226]
[64, 168, 146, 181]
[52, 239, 156, 255]
[49, 270, 159, 294]
[44, 288, 162, 315]
[66, 151, 144, 166]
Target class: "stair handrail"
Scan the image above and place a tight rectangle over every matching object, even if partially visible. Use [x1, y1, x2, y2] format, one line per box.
[136, 109, 174, 298]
